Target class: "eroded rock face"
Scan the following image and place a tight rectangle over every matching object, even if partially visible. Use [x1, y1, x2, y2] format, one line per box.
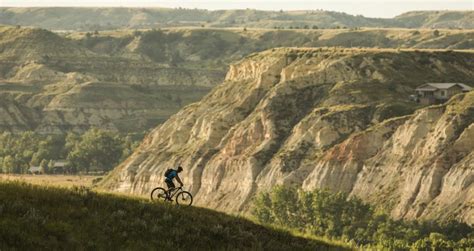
[2, 25, 474, 133]
[101, 48, 474, 224]
[0, 26, 222, 133]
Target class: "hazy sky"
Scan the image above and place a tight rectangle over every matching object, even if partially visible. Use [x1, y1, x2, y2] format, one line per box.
[1, 0, 472, 18]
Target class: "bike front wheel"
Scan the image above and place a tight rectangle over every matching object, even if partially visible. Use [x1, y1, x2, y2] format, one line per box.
[175, 191, 193, 206]
[150, 187, 169, 202]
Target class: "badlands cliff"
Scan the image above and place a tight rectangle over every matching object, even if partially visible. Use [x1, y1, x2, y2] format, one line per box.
[0, 26, 220, 133]
[1, 25, 474, 133]
[101, 48, 474, 224]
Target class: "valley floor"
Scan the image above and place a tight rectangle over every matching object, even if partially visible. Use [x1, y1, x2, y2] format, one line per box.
[0, 174, 101, 188]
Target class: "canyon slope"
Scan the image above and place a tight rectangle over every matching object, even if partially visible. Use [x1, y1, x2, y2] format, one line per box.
[0, 8, 473, 30]
[101, 48, 474, 224]
[1, 25, 474, 133]
[0, 26, 220, 133]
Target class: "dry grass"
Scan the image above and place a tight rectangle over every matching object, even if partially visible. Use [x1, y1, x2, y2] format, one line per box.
[0, 182, 348, 250]
[0, 174, 101, 188]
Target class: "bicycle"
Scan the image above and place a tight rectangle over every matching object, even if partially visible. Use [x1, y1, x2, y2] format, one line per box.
[150, 186, 193, 206]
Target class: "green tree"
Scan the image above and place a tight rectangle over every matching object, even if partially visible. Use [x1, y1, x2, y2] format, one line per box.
[3, 155, 16, 173]
[47, 160, 56, 173]
[14, 154, 28, 173]
[30, 152, 42, 167]
[253, 192, 273, 223]
[40, 159, 49, 174]
[252, 186, 472, 249]
[121, 135, 140, 161]
[67, 129, 124, 173]
[65, 132, 80, 153]
[39, 135, 66, 160]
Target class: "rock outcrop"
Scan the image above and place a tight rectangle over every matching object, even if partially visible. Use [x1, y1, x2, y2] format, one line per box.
[0, 26, 221, 133]
[2, 25, 474, 133]
[101, 48, 474, 224]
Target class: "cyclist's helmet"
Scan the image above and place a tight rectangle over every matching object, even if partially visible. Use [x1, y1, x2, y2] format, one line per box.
[177, 166, 183, 172]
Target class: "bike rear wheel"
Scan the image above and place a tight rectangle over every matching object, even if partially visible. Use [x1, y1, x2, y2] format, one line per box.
[150, 187, 169, 202]
[175, 191, 193, 206]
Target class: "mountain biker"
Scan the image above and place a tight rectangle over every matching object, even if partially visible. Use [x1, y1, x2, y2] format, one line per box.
[164, 166, 184, 193]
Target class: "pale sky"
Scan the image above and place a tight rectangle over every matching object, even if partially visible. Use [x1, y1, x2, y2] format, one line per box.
[0, 0, 472, 18]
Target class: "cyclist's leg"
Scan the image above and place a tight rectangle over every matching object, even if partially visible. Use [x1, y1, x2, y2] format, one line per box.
[165, 179, 175, 200]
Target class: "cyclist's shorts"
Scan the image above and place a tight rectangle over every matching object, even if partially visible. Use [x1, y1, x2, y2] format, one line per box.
[165, 179, 175, 189]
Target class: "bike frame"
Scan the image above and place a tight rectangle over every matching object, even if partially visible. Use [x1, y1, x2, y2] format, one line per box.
[167, 187, 183, 199]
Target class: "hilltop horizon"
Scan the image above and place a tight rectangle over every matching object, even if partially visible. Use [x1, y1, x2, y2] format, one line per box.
[1, 8, 473, 31]
[1, 0, 472, 18]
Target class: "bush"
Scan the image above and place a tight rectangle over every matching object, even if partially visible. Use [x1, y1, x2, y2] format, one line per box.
[252, 186, 473, 249]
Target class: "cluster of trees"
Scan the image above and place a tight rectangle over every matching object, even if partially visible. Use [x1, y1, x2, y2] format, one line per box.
[0, 129, 141, 175]
[252, 186, 473, 249]
[85, 30, 100, 38]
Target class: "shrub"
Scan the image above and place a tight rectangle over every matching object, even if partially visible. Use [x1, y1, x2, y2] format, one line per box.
[252, 186, 473, 249]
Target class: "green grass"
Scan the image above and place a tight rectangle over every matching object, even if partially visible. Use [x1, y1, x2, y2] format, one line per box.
[0, 181, 348, 250]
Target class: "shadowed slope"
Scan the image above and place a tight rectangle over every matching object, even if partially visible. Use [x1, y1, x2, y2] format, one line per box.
[0, 182, 347, 250]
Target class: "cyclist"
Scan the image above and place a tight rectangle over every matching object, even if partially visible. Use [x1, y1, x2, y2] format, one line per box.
[164, 166, 184, 194]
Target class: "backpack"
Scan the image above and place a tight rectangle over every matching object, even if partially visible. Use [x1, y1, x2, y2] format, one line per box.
[164, 168, 173, 178]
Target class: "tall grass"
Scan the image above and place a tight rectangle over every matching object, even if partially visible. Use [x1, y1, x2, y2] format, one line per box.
[0, 181, 348, 250]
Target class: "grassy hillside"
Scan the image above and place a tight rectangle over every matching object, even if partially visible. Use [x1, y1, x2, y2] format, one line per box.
[395, 11, 474, 29]
[0, 8, 472, 30]
[0, 181, 347, 250]
[72, 28, 474, 67]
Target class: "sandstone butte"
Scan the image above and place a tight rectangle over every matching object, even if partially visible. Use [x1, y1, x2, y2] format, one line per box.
[99, 47, 474, 224]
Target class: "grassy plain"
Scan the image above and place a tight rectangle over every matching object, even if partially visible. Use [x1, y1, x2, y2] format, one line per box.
[0, 174, 101, 188]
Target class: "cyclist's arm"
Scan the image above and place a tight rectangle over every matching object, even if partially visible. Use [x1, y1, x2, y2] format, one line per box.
[176, 175, 184, 186]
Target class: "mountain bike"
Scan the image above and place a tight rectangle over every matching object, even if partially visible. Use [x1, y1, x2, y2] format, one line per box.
[150, 186, 193, 206]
